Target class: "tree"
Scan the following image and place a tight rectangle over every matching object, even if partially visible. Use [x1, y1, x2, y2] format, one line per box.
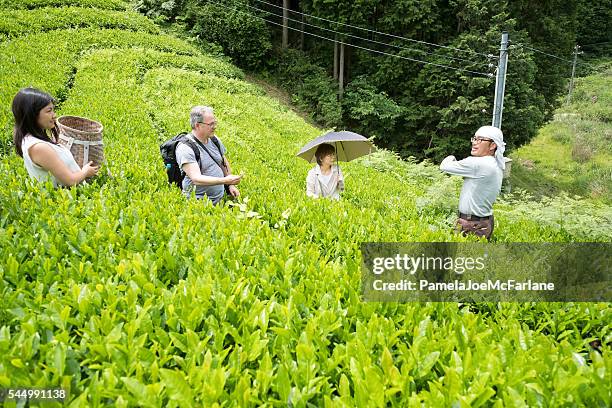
[507, 0, 580, 117]
[186, 1, 272, 69]
[134, 0, 600, 161]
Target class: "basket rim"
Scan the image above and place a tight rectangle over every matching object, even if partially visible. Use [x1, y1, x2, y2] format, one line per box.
[57, 115, 104, 134]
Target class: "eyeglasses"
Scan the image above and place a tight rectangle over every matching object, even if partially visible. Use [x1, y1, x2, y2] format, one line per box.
[199, 121, 217, 128]
[471, 137, 493, 144]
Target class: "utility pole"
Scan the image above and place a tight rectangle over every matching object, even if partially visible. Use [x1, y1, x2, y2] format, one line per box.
[492, 32, 509, 129]
[300, 14, 304, 50]
[282, 0, 289, 49]
[566, 45, 581, 105]
[333, 38, 338, 80]
[339, 42, 345, 99]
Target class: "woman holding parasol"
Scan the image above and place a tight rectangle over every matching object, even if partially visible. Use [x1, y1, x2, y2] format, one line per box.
[306, 143, 344, 199]
[297, 130, 376, 200]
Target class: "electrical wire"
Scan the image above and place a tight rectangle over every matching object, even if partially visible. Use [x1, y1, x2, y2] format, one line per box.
[206, 0, 494, 77]
[239, 0, 492, 67]
[507, 44, 594, 71]
[522, 44, 601, 69]
[520, 44, 574, 63]
[580, 41, 612, 47]
[250, 0, 498, 59]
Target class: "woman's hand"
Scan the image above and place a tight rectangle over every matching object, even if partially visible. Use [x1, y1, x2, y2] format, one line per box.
[82, 161, 100, 178]
[29, 143, 97, 186]
[336, 171, 345, 191]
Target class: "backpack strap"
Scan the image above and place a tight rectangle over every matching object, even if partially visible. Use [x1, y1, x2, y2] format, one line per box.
[182, 139, 201, 167]
[188, 135, 231, 195]
[190, 135, 227, 175]
[177, 133, 202, 171]
[211, 136, 228, 176]
[211, 137, 225, 160]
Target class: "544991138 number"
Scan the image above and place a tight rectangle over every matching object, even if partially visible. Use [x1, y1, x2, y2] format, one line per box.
[0, 388, 67, 402]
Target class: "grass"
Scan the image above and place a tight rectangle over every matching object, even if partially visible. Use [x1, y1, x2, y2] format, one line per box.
[509, 62, 612, 203]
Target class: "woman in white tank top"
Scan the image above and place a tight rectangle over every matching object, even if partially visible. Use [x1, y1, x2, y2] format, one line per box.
[12, 88, 99, 187]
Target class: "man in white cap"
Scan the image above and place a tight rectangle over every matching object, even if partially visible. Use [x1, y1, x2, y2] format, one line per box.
[439, 125, 506, 240]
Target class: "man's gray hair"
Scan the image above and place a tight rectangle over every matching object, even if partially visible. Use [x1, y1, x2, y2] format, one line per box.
[190, 106, 215, 129]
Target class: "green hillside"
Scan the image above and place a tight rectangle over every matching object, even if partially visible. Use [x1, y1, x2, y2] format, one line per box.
[509, 63, 611, 203]
[0, 1, 610, 406]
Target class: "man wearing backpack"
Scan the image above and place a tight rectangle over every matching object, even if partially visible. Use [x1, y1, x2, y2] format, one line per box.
[175, 106, 242, 204]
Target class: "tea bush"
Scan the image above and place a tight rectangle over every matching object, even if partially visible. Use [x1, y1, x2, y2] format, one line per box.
[0, 7, 159, 39]
[0, 1, 610, 406]
[0, 0, 127, 10]
[0, 28, 198, 154]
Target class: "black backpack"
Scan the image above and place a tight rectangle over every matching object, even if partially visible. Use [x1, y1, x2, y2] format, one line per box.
[160, 133, 200, 188]
[160, 133, 228, 190]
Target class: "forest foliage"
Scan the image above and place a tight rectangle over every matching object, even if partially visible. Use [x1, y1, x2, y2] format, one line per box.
[135, 0, 610, 161]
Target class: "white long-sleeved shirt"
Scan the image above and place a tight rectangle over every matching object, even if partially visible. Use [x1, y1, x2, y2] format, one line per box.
[440, 155, 502, 217]
[306, 164, 344, 200]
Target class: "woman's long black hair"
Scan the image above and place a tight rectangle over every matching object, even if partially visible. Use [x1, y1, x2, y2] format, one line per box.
[12, 87, 59, 157]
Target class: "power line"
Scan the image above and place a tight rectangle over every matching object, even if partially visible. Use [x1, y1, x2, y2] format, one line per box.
[525, 45, 598, 68]
[251, 0, 498, 59]
[240, 0, 492, 67]
[513, 43, 598, 68]
[206, 0, 493, 77]
[510, 43, 598, 70]
[520, 44, 573, 63]
[580, 41, 612, 47]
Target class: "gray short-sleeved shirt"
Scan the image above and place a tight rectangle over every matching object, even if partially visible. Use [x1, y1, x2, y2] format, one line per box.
[175, 133, 227, 204]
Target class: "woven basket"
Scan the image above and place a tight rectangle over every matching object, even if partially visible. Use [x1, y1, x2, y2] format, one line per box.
[57, 116, 105, 167]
